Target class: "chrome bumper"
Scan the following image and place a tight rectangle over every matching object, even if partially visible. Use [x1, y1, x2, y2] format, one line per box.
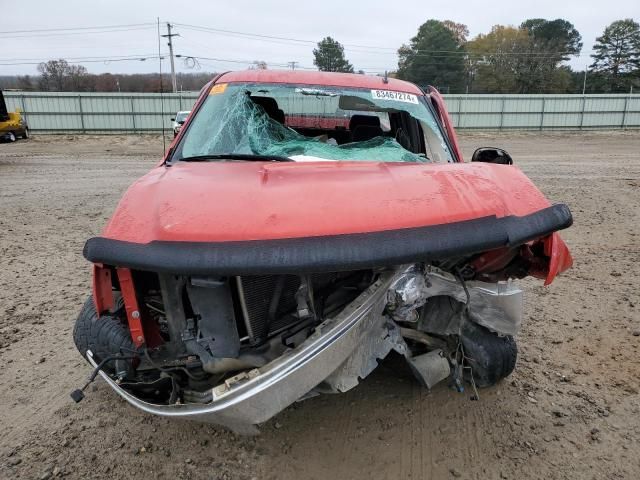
[88, 270, 401, 432]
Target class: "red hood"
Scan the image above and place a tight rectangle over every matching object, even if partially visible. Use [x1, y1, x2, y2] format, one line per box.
[104, 161, 556, 244]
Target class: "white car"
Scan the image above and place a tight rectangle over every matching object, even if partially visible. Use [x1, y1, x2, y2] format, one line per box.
[172, 111, 191, 137]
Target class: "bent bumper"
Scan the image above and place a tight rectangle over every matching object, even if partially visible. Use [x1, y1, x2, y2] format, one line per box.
[88, 270, 401, 431]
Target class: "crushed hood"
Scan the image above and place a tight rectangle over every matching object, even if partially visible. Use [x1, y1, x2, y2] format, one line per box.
[103, 160, 559, 244]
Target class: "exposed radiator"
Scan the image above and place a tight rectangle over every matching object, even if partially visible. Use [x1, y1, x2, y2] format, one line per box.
[236, 275, 301, 344]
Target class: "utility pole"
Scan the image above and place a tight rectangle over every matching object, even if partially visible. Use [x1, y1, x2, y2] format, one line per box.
[287, 61, 298, 70]
[582, 69, 588, 95]
[161, 23, 179, 93]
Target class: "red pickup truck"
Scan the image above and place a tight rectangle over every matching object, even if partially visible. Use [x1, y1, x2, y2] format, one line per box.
[73, 70, 572, 432]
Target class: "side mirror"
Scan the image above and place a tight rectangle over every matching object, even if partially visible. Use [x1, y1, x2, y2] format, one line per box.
[471, 147, 513, 165]
[170, 117, 175, 121]
[178, 120, 185, 125]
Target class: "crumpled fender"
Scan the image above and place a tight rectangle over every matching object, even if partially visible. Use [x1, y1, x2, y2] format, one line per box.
[543, 232, 573, 285]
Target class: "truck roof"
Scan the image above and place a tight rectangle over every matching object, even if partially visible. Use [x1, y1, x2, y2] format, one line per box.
[216, 70, 424, 95]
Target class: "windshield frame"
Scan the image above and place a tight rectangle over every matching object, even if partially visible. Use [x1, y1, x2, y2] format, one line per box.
[168, 80, 458, 164]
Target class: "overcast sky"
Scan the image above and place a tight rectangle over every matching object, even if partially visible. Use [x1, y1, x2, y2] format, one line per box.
[2, 0, 638, 78]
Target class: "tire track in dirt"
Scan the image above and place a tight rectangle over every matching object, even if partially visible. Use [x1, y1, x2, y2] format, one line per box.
[335, 394, 358, 478]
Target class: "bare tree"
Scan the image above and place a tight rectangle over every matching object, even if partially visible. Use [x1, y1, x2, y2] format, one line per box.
[250, 61, 268, 70]
[18, 75, 33, 90]
[37, 59, 90, 91]
[442, 20, 469, 46]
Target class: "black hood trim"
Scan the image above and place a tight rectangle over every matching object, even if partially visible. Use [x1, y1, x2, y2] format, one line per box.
[84, 204, 572, 275]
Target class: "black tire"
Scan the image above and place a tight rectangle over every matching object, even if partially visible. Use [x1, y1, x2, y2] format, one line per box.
[460, 322, 517, 388]
[73, 297, 136, 368]
[21, 128, 29, 140]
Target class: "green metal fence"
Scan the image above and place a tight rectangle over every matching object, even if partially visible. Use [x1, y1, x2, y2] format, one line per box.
[445, 94, 640, 130]
[4, 91, 639, 133]
[4, 91, 198, 133]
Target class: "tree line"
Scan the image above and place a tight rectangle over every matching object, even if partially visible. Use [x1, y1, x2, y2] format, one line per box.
[1, 18, 638, 94]
[0, 65, 213, 93]
[314, 18, 640, 94]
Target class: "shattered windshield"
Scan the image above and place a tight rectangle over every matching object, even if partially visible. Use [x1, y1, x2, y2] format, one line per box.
[172, 82, 453, 163]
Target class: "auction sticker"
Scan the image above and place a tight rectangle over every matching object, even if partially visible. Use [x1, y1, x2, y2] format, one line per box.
[371, 89, 419, 104]
[209, 83, 228, 95]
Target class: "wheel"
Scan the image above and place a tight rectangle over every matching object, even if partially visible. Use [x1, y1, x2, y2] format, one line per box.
[460, 321, 517, 388]
[21, 128, 29, 140]
[73, 297, 136, 370]
[7, 132, 16, 142]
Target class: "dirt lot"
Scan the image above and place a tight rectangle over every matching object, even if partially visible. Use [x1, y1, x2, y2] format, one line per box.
[1, 131, 639, 480]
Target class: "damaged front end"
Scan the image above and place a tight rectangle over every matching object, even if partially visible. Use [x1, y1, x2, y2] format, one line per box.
[74, 204, 572, 432]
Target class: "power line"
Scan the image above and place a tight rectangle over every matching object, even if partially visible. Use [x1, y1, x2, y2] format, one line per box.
[0, 18, 543, 57]
[0, 22, 156, 34]
[1, 19, 595, 75]
[179, 37, 320, 71]
[176, 54, 291, 68]
[0, 25, 156, 39]
[175, 23, 323, 46]
[0, 55, 162, 66]
[176, 23, 403, 55]
[0, 53, 159, 62]
[0, 19, 596, 64]
[4, 48, 564, 74]
[179, 53, 390, 74]
[176, 23, 402, 56]
[174, 22, 593, 58]
[176, 50, 516, 73]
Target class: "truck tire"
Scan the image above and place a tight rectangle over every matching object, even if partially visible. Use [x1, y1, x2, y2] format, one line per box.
[460, 321, 517, 388]
[73, 297, 136, 368]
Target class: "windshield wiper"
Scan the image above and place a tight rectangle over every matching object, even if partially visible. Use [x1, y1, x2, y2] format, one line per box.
[176, 154, 292, 163]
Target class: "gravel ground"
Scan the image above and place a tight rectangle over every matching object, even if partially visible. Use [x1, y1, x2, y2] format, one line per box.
[0, 131, 639, 480]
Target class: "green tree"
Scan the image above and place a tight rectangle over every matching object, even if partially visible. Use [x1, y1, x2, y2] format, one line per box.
[569, 70, 614, 94]
[519, 19, 582, 93]
[467, 21, 581, 94]
[397, 20, 466, 92]
[521, 18, 582, 61]
[466, 26, 533, 93]
[590, 19, 640, 92]
[313, 37, 354, 73]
